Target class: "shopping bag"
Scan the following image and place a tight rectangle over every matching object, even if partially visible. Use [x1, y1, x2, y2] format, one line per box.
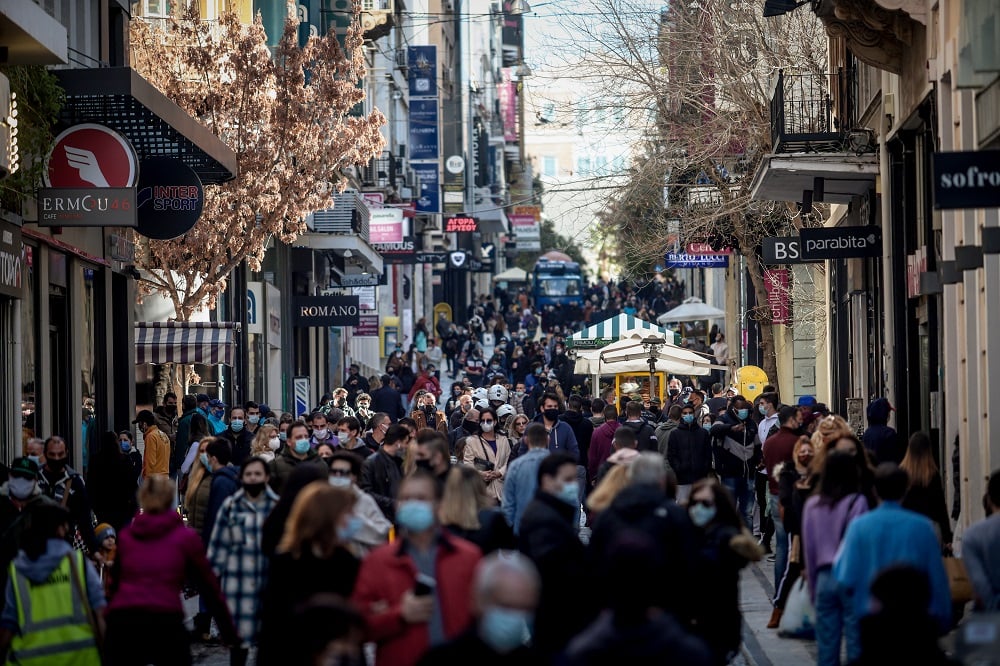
[943, 556, 974, 604]
[778, 577, 815, 639]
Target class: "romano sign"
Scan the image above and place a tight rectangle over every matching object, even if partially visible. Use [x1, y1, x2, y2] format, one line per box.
[799, 226, 882, 260]
[933, 150, 1000, 209]
[293, 296, 360, 327]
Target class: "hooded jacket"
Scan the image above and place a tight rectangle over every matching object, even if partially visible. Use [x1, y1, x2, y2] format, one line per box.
[203, 465, 240, 544]
[710, 410, 761, 479]
[618, 419, 658, 453]
[665, 421, 713, 485]
[561, 410, 594, 464]
[862, 398, 902, 464]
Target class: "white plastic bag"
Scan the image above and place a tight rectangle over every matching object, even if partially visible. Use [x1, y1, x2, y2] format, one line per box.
[778, 576, 815, 638]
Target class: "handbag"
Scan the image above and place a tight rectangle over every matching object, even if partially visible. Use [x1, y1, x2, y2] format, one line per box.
[943, 556, 974, 604]
[778, 576, 815, 638]
[788, 534, 802, 565]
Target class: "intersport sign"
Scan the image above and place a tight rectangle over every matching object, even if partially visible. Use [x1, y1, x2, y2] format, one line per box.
[933, 151, 1000, 209]
[799, 226, 882, 260]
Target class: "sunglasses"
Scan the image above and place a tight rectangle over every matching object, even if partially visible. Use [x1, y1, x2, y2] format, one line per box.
[330, 468, 352, 477]
[480, 420, 495, 425]
[690, 499, 715, 509]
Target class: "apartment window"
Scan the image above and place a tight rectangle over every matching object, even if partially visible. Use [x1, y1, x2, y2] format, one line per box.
[540, 102, 556, 123]
[144, 0, 169, 17]
[594, 155, 608, 175]
[576, 156, 591, 176]
[542, 156, 557, 178]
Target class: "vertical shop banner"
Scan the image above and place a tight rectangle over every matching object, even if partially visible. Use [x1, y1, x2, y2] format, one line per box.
[498, 71, 518, 143]
[509, 205, 541, 251]
[407, 46, 437, 98]
[765, 269, 791, 325]
[412, 162, 440, 213]
[409, 99, 439, 161]
[443, 155, 465, 213]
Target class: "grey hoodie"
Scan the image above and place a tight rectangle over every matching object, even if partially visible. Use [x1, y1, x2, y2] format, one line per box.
[1, 538, 106, 631]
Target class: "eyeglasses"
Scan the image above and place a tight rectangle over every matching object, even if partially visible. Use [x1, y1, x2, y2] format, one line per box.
[690, 499, 715, 509]
[330, 468, 352, 477]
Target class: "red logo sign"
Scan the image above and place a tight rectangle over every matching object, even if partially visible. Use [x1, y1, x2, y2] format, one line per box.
[445, 216, 478, 233]
[686, 242, 731, 256]
[765, 269, 790, 325]
[45, 123, 138, 188]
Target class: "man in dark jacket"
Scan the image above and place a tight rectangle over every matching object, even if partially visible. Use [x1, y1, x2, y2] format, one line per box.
[561, 395, 594, 476]
[36, 436, 99, 553]
[152, 391, 179, 454]
[223, 405, 253, 467]
[268, 422, 329, 494]
[518, 453, 591, 658]
[710, 395, 762, 531]
[862, 398, 903, 464]
[173, 394, 199, 477]
[619, 401, 658, 452]
[666, 404, 713, 503]
[371, 375, 405, 422]
[359, 423, 406, 519]
[344, 363, 370, 406]
[202, 438, 240, 543]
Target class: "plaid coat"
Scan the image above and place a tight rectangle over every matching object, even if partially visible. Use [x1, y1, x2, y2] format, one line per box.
[207, 488, 279, 642]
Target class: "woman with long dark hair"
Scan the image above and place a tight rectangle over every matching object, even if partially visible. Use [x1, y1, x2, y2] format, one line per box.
[802, 451, 870, 666]
[900, 432, 952, 548]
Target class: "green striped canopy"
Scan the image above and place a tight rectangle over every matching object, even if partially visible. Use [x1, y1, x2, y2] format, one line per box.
[567, 314, 680, 349]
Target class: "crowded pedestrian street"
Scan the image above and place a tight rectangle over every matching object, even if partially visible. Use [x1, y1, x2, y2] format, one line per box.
[3, 0, 1000, 664]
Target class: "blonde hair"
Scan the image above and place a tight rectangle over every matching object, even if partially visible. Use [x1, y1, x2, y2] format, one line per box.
[809, 415, 853, 475]
[438, 466, 490, 530]
[277, 483, 356, 559]
[184, 437, 215, 507]
[251, 424, 278, 457]
[139, 476, 176, 514]
[586, 464, 630, 514]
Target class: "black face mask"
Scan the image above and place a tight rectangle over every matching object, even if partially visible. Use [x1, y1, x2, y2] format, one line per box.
[165, 406, 177, 416]
[543, 409, 560, 422]
[668, 388, 680, 397]
[422, 404, 435, 413]
[244, 482, 266, 498]
[47, 458, 67, 470]
[415, 459, 434, 472]
[462, 421, 480, 435]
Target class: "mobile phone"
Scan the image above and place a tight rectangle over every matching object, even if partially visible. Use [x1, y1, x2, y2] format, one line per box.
[413, 573, 436, 597]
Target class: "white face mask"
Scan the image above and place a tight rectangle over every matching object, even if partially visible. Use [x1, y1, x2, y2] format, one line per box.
[268, 437, 280, 451]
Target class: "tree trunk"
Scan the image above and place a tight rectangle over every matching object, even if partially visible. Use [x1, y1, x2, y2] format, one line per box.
[743, 250, 780, 388]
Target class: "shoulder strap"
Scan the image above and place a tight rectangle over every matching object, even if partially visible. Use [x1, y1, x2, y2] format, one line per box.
[838, 494, 862, 543]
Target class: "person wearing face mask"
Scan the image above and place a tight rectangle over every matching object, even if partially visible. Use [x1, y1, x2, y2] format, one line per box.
[450, 407, 481, 457]
[448, 394, 473, 430]
[665, 377, 685, 410]
[308, 411, 335, 449]
[205, 398, 229, 435]
[354, 394, 374, 424]
[133, 409, 171, 478]
[417, 552, 544, 665]
[244, 401, 263, 437]
[36, 436, 100, 555]
[409, 365, 442, 405]
[352, 470, 482, 666]
[710, 395, 762, 531]
[462, 407, 512, 505]
[268, 421, 329, 494]
[152, 392, 180, 455]
[0, 458, 60, 605]
[328, 451, 391, 555]
[687, 477, 764, 665]
[336, 416, 373, 460]
[201, 438, 241, 546]
[206, 457, 279, 658]
[249, 423, 280, 463]
[411, 391, 449, 435]
[223, 406, 253, 467]
[413, 431, 453, 492]
[665, 404, 713, 504]
[517, 453, 590, 657]
[360, 424, 408, 520]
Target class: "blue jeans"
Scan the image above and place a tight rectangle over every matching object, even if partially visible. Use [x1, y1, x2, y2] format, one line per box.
[815, 567, 860, 666]
[768, 492, 788, 591]
[722, 476, 756, 530]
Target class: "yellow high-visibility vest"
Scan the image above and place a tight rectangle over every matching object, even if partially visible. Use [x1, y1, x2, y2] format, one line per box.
[8, 550, 101, 666]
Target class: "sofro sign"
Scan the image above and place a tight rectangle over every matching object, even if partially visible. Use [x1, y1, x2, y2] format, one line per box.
[293, 296, 360, 327]
[799, 226, 882, 260]
[933, 151, 1000, 209]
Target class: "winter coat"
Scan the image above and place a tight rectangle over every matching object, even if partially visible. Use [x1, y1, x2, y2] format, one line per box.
[223, 427, 254, 467]
[185, 471, 213, 536]
[862, 397, 903, 464]
[408, 374, 441, 400]
[152, 405, 178, 446]
[561, 410, 595, 466]
[519, 417, 580, 461]
[444, 508, 515, 554]
[462, 434, 512, 503]
[352, 531, 481, 666]
[360, 448, 404, 520]
[654, 420, 679, 456]
[588, 420, 620, 483]
[777, 463, 814, 536]
[565, 610, 713, 666]
[619, 419, 658, 452]
[666, 422, 714, 485]
[174, 408, 199, 473]
[762, 426, 800, 494]
[108, 511, 238, 642]
[410, 408, 449, 434]
[418, 629, 546, 666]
[372, 386, 406, 420]
[37, 464, 99, 552]
[203, 465, 240, 544]
[207, 488, 279, 642]
[902, 475, 953, 544]
[88, 450, 139, 530]
[267, 447, 329, 495]
[710, 411, 761, 480]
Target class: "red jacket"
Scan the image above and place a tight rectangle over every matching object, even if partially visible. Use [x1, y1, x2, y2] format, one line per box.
[762, 426, 801, 494]
[588, 420, 620, 482]
[352, 530, 481, 666]
[409, 374, 442, 400]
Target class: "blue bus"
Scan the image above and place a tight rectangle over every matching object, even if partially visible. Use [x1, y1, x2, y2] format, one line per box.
[532, 253, 585, 309]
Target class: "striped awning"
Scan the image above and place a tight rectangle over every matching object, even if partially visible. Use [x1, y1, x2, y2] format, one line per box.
[567, 314, 679, 349]
[135, 322, 240, 366]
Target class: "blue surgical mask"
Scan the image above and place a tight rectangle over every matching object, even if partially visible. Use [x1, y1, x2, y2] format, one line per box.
[248, 415, 260, 425]
[480, 607, 532, 653]
[120, 441, 131, 453]
[199, 452, 210, 469]
[212, 409, 225, 419]
[556, 481, 578, 506]
[758, 404, 768, 416]
[396, 500, 435, 532]
[278, 431, 287, 442]
[293, 438, 311, 455]
[337, 431, 350, 445]
[27, 455, 41, 467]
[689, 503, 717, 527]
[337, 515, 364, 541]
[230, 419, 244, 432]
[702, 423, 712, 432]
[682, 414, 695, 424]
[736, 408, 749, 420]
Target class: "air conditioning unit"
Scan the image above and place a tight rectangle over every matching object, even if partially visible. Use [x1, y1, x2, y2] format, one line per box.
[395, 49, 407, 72]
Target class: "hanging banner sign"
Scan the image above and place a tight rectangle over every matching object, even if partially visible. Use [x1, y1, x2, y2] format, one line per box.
[38, 188, 137, 227]
[407, 45, 437, 97]
[136, 156, 205, 240]
[685, 242, 731, 255]
[369, 207, 405, 243]
[412, 162, 439, 213]
[765, 269, 791, 325]
[0, 220, 23, 298]
[664, 253, 729, 268]
[415, 251, 447, 263]
[293, 295, 361, 327]
[355, 313, 380, 336]
[409, 99, 439, 161]
[45, 123, 138, 188]
[762, 236, 818, 264]
[445, 215, 478, 233]
[373, 236, 418, 264]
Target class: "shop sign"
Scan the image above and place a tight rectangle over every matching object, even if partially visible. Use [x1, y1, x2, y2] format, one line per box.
[355, 313, 379, 337]
[136, 157, 205, 240]
[38, 188, 137, 227]
[247, 282, 263, 335]
[664, 252, 728, 268]
[445, 215, 478, 233]
[353, 286, 376, 310]
[45, 123, 138, 188]
[409, 99, 439, 161]
[415, 251, 447, 263]
[762, 236, 819, 264]
[932, 151, 1000, 209]
[686, 242, 731, 255]
[764, 269, 790, 325]
[266, 282, 281, 350]
[373, 236, 418, 264]
[443, 154, 465, 213]
[339, 274, 380, 287]
[0, 220, 23, 298]
[293, 295, 360, 327]
[369, 207, 405, 243]
[906, 247, 927, 298]
[799, 226, 882, 260]
[408, 46, 437, 98]
[107, 232, 135, 263]
[412, 162, 439, 213]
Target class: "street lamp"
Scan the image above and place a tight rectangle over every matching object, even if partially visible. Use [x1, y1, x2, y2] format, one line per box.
[515, 60, 533, 78]
[509, 0, 531, 15]
[640, 335, 667, 399]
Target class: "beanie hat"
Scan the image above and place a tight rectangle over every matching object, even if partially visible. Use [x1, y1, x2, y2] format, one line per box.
[95, 523, 116, 543]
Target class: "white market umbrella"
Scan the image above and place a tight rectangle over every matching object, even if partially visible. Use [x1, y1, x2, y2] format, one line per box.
[492, 266, 528, 282]
[597, 334, 717, 376]
[656, 297, 727, 325]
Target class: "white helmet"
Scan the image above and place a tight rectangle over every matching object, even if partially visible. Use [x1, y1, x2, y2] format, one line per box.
[497, 404, 516, 420]
[472, 387, 489, 402]
[475, 398, 490, 411]
[488, 385, 509, 403]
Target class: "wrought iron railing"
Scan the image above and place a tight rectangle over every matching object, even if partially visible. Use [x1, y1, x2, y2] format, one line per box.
[770, 68, 856, 154]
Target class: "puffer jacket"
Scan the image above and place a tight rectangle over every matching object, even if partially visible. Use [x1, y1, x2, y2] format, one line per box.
[665, 422, 713, 484]
[710, 410, 761, 480]
[185, 471, 213, 535]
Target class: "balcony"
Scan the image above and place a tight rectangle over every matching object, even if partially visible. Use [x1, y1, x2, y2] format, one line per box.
[751, 69, 878, 205]
[297, 190, 383, 277]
